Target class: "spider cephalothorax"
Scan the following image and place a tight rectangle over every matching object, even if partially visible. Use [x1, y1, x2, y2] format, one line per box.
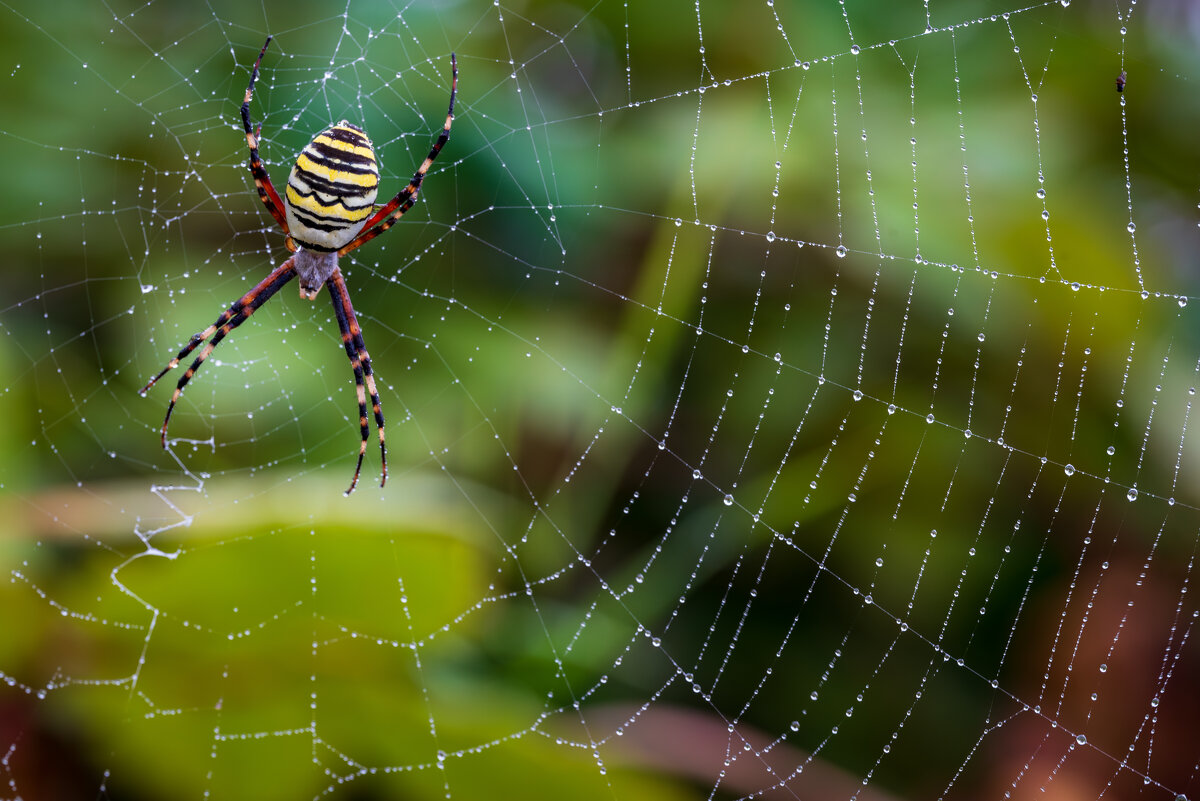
[141, 36, 457, 493]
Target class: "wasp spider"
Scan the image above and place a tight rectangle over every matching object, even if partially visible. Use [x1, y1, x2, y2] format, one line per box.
[142, 36, 457, 494]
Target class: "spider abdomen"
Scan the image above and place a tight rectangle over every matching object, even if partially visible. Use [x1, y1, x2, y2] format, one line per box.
[284, 121, 379, 252]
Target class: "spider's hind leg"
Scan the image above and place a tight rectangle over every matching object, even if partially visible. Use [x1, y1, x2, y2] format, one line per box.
[241, 36, 290, 234]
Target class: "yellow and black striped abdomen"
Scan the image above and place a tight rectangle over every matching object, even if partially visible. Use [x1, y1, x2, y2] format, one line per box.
[284, 121, 379, 252]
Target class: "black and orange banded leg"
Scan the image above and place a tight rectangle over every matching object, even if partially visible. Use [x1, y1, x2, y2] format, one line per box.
[142, 258, 297, 447]
[337, 53, 457, 257]
[327, 267, 387, 494]
[242, 36, 291, 237]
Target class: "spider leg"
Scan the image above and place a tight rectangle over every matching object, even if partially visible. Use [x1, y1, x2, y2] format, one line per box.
[242, 36, 291, 238]
[143, 258, 297, 448]
[337, 53, 457, 257]
[326, 267, 387, 494]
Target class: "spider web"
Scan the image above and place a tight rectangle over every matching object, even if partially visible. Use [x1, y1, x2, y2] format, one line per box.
[2, 0, 1199, 798]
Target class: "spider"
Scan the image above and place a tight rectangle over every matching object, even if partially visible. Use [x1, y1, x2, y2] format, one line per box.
[141, 36, 457, 494]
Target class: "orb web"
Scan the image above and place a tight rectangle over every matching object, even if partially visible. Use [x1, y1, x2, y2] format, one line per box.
[1, 1, 1198, 799]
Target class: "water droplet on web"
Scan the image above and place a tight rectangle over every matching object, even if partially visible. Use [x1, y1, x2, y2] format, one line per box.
[1126, 489, 1137, 502]
[852, 389, 863, 401]
[850, 44, 860, 55]
[926, 413, 935, 424]
[692, 469, 702, 480]
[723, 494, 733, 506]
[766, 231, 775, 242]
[1127, 222, 1136, 233]
[1063, 464, 1075, 476]
[836, 245, 847, 258]
[1075, 734, 1087, 746]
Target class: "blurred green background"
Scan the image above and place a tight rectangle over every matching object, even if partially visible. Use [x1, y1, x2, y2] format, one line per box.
[2, 1, 1200, 799]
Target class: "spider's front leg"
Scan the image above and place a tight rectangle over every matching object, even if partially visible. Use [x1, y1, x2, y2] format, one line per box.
[326, 267, 387, 494]
[142, 258, 297, 447]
